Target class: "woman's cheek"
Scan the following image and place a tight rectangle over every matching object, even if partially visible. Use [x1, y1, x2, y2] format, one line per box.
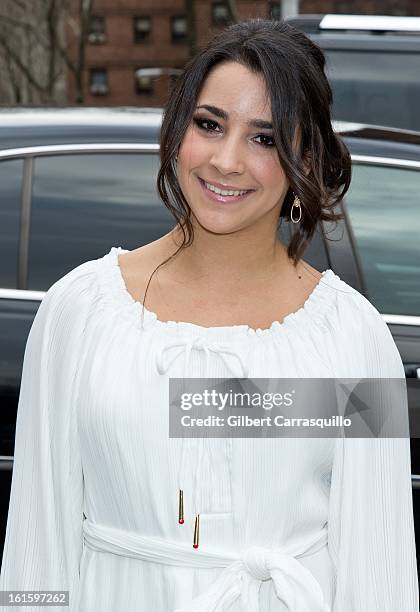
[179, 129, 207, 168]
[254, 155, 285, 189]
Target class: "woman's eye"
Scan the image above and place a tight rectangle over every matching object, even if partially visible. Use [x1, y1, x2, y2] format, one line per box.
[254, 134, 274, 148]
[193, 117, 220, 132]
[193, 117, 274, 148]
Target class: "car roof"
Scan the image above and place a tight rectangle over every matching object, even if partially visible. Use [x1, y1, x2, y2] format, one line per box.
[286, 14, 420, 51]
[1, 108, 420, 161]
[0, 106, 163, 125]
[0, 107, 163, 149]
[287, 14, 420, 34]
[335, 121, 420, 161]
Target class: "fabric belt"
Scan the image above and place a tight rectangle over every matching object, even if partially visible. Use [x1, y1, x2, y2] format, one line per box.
[82, 518, 331, 611]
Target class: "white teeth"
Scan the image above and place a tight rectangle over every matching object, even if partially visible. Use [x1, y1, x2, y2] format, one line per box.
[204, 181, 249, 197]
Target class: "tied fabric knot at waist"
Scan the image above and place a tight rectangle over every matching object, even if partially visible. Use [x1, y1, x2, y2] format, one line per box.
[82, 518, 331, 611]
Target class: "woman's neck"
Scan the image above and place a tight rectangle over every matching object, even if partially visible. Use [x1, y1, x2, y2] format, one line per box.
[164, 224, 295, 286]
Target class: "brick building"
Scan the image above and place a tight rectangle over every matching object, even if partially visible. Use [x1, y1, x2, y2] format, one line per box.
[69, 0, 420, 107]
[68, 0, 269, 107]
[302, 0, 420, 13]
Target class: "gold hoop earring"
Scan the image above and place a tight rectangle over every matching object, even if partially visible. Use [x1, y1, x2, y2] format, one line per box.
[291, 194, 302, 224]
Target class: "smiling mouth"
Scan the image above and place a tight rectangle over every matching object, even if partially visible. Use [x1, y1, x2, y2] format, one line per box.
[198, 177, 255, 203]
[199, 177, 253, 195]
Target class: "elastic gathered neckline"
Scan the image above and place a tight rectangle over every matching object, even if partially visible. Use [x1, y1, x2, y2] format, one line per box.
[97, 245, 343, 338]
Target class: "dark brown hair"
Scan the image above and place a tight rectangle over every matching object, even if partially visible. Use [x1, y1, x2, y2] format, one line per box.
[142, 18, 351, 313]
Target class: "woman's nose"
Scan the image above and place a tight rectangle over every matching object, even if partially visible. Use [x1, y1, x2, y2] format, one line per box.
[209, 135, 245, 175]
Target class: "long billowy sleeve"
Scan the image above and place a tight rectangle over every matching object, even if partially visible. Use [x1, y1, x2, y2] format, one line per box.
[328, 296, 419, 610]
[0, 260, 98, 611]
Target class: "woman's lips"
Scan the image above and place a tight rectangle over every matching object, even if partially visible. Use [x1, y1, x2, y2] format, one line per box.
[198, 177, 254, 204]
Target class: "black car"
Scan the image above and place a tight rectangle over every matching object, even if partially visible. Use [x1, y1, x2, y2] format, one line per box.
[0, 107, 419, 562]
[286, 14, 420, 132]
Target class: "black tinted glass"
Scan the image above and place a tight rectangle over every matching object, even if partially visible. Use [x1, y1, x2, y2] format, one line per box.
[325, 51, 420, 131]
[345, 163, 420, 315]
[28, 153, 175, 290]
[0, 159, 22, 288]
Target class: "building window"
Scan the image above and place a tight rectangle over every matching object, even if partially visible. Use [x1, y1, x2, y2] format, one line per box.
[268, 2, 281, 21]
[135, 69, 154, 94]
[88, 15, 106, 44]
[171, 15, 187, 43]
[211, 1, 231, 26]
[90, 68, 108, 95]
[134, 16, 151, 43]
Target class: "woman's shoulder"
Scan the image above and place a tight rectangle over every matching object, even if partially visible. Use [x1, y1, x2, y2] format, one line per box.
[26, 256, 104, 366]
[114, 241, 166, 304]
[37, 254, 105, 332]
[328, 273, 404, 377]
[326, 272, 393, 339]
[294, 263, 379, 332]
[335, 276, 390, 331]
[44, 257, 99, 306]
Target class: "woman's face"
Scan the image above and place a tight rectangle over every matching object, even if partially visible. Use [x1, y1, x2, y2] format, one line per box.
[176, 61, 290, 236]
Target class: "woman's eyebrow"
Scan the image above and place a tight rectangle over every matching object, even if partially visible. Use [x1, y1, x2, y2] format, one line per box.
[195, 104, 273, 130]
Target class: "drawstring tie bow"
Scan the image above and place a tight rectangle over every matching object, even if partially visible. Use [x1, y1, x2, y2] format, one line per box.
[156, 336, 249, 378]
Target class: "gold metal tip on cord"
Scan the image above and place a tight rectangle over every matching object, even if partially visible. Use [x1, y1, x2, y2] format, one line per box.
[193, 513, 200, 549]
[178, 489, 184, 524]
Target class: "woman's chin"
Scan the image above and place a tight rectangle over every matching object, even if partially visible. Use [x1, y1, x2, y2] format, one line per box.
[193, 217, 246, 237]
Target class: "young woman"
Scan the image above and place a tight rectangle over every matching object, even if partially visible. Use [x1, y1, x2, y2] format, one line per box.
[1, 18, 418, 612]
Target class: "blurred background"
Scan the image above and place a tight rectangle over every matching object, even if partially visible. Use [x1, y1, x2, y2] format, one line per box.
[0, 0, 419, 116]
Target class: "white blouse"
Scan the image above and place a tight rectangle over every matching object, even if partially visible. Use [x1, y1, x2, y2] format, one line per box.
[0, 245, 418, 611]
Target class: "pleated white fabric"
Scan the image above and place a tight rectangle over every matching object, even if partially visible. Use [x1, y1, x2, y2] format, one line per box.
[0, 245, 418, 611]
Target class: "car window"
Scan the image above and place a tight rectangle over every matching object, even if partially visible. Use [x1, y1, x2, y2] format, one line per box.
[344, 163, 420, 316]
[324, 51, 420, 132]
[28, 152, 175, 290]
[0, 159, 22, 288]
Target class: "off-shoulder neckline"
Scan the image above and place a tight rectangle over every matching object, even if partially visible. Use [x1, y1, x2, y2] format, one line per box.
[99, 245, 343, 337]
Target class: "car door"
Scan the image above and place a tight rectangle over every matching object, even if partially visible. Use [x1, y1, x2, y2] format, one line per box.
[324, 148, 420, 573]
[341, 155, 420, 443]
[324, 150, 420, 445]
[327, 147, 420, 560]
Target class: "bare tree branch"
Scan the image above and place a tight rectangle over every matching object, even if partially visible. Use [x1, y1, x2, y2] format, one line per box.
[0, 13, 56, 53]
[0, 33, 46, 93]
[226, 0, 240, 23]
[52, 23, 78, 74]
[0, 0, 93, 104]
[0, 14, 35, 30]
[14, 0, 28, 10]
[0, 40, 21, 103]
